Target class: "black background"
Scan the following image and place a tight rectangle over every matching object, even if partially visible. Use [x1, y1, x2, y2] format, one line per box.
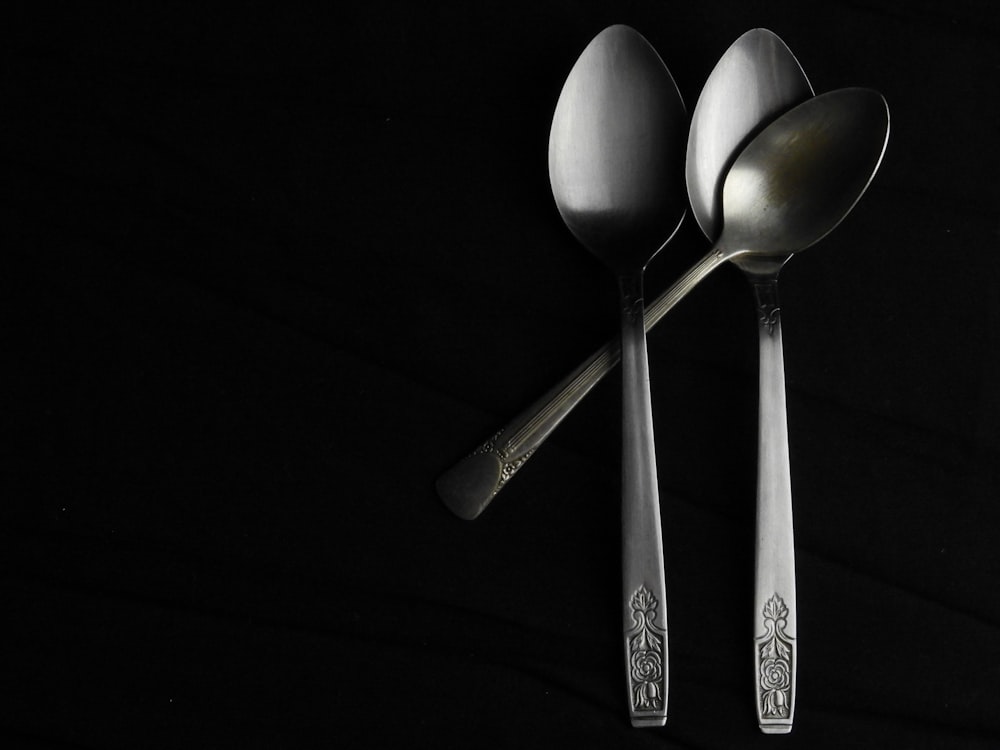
[5, 2, 1000, 748]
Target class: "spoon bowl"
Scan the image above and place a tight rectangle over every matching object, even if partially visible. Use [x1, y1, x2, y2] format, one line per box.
[720, 87, 889, 259]
[549, 24, 687, 271]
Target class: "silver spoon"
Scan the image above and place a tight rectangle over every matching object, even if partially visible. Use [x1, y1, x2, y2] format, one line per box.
[437, 31, 810, 522]
[684, 29, 812, 734]
[548, 25, 687, 727]
[695, 83, 889, 717]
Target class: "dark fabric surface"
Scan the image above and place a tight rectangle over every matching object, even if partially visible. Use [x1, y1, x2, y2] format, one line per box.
[5, 2, 999, 747]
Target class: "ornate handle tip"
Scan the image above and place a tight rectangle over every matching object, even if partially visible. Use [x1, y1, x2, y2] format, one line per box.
[435, 451, 503, 521]
[626, 586, 668, 727]
[754, 593, 795, 733]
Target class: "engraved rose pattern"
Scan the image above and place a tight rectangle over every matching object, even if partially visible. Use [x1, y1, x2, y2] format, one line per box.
[630, 649, 662, 683]
[758, 594, 793, 720]
[627, 586, 665, 712]
[760, 656, 790, 691]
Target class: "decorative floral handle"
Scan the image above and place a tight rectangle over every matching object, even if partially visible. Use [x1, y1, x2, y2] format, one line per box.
[619, 271, 668, 729]
[755, 593, 796, 733]
[626, 586, 667, 724]
[751, 275, 797, 734]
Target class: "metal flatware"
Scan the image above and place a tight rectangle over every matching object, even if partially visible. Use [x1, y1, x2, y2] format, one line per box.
[440, 25, 890, 730]
[694, 87, 890, 726]
[547, 25, 687, 727]
[684, 28, 812, 734]
[440, 22, 890, 728]
[445, 82, 888, 726]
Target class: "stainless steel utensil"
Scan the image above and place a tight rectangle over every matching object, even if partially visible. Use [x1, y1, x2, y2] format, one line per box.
[683, 29, 812, 734]
[547, 25, 687, 727]
[693, 87, 890, 727]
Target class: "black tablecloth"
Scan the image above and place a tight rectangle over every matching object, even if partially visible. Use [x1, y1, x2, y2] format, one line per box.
[6, 2, 999, 747]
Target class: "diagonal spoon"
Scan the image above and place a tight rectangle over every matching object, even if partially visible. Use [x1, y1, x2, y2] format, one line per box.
[547, 25, 687, 727]
[437, 30, 809, 521]
[684, 28, 812, 734]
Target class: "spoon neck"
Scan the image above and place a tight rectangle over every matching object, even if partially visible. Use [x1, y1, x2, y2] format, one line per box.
[750, 277, 782, 338]
[617, 273, 646, 326]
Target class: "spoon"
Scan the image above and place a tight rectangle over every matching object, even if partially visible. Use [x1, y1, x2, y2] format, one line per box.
[548, 25, 687, 727]
[437, 30, 810, 522]
[684, 29, 812, 734]
[698, 89, 888, 732]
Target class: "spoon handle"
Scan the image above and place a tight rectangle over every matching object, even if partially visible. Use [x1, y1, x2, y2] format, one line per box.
[750, 278, 797, 734]
[619, 272, 668, 728]
[436, 248, 729, 520]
